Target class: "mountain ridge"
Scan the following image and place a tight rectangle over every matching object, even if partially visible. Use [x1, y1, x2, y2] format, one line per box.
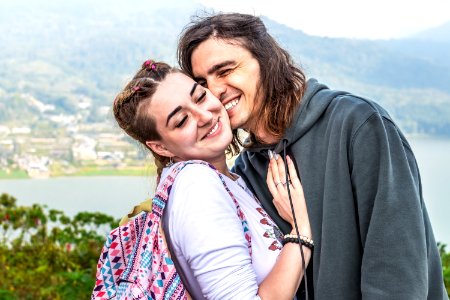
[1, 1, 449, 135]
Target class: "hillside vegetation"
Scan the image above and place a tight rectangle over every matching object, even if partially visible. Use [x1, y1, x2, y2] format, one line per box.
[0, 0, 450, 137]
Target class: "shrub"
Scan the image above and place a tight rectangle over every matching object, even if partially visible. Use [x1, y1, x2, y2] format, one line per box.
[0, 193, 118, 299]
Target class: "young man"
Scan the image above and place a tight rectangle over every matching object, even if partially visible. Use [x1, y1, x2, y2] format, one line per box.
[177, 13, 447, 299]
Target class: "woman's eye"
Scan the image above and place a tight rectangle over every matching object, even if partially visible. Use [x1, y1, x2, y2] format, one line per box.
[175, 116, 187, 128]
[196, 91, 206, 103]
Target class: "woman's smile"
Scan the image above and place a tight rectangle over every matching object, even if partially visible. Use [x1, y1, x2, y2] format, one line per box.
[202, 117, 222, 140]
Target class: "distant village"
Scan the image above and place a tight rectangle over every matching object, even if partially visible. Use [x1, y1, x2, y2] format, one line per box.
[0, 94, 145, 179]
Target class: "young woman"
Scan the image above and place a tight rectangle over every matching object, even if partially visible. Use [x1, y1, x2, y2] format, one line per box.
[111, 60, 312, 299]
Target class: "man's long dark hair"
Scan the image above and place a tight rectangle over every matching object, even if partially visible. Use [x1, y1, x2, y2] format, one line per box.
[178, 12, 307, 144]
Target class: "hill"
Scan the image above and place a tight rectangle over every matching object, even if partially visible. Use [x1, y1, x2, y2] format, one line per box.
[0, 0, 450, 136]
[378, 21, 450, 69]
[412, 20, 450, 42]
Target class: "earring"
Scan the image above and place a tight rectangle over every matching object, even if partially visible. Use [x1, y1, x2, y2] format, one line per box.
[166, 157, 174, 167]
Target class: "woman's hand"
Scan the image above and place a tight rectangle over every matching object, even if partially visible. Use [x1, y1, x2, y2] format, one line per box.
[266, 151, 311, 236]
[258, 151, 312, 299]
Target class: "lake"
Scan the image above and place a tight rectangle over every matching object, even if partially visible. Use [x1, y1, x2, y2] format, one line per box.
[0, 137, 449, 245]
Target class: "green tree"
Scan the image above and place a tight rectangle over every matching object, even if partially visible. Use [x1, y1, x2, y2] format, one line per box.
[0, 193, 118, 299]
[439, 242, 450, 296]
[1, 192, 449, 298]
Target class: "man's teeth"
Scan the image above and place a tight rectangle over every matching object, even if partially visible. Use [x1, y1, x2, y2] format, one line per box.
[207, 121, 219, 136]
[224, 99, 239, 111]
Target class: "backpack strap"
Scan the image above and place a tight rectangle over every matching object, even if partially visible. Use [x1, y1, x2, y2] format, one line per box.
[209, 163, 253, 256]
[93, 161, 253, 300]
[119, 160, 252, 250]
[121, 160, 252, 281]
[158, 160, 252, 251]
[119, 199, 152, 226]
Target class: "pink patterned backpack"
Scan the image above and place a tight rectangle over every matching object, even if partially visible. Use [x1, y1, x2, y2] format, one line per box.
[91, 161, 252, 299]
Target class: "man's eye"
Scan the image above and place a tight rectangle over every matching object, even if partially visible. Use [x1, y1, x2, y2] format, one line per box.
[175, 116, 187, 128]
[218, 69, 231, 77]
[198, 80, 207, 87]
[196, 91, 206, 103]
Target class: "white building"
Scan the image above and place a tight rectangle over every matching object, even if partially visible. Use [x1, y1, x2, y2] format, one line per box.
[12, 127, 31, 134]
[0, 125, 10, 136]
[72, 136, 97, 160]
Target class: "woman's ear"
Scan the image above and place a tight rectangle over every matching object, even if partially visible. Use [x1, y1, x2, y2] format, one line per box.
[145, 141, 174, 158]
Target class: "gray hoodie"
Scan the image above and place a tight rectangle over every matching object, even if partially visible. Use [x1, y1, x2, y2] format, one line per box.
[233, 79, 447, 299]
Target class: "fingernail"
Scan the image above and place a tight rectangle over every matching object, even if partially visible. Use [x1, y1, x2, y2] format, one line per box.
[274, 153, 279, 160]
[268, 150, 273, 160]
[286, 155, 292, 163]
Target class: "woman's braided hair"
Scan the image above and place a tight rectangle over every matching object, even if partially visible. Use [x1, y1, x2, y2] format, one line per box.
[113, 60, 176, 179]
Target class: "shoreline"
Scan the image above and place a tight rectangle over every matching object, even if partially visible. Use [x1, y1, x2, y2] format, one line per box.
[0, 166, 157, 180]
[1, 135, 449, 180]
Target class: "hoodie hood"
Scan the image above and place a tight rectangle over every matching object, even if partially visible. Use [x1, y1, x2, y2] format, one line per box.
[246, 78, 347, 154]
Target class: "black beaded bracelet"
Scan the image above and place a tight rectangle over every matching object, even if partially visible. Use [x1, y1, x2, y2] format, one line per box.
[282, 234, 314, 250]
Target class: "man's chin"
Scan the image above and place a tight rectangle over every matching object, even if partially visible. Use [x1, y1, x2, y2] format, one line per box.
[229, 114, 252, 131]
[231, 123, 250, 133]
[230, 119, 243, 130]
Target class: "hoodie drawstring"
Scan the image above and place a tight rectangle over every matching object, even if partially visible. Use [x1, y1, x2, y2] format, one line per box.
[282, 139, 309, 300]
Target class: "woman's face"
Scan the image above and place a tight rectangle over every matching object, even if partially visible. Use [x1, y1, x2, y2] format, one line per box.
[146, 72, 233, 164]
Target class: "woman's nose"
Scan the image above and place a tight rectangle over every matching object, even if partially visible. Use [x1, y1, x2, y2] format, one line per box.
[194, 107, 213, 127]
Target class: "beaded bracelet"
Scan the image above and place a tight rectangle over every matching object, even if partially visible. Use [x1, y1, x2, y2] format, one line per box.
[282, 234, 314, 249]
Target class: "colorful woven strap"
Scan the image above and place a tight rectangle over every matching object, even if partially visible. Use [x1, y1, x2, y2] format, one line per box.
[155, 160, 252, 253]
[121, 160, 252, 281]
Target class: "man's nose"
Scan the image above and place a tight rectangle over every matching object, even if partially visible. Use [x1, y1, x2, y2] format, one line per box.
[207, 80, 227, 103]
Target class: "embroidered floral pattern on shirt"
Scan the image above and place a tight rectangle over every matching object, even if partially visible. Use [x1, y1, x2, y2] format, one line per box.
[236, 179, 283, 251]
[257, 208, 283, 251]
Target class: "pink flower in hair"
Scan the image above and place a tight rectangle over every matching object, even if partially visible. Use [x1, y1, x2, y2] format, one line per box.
[144, 60, 152, 67]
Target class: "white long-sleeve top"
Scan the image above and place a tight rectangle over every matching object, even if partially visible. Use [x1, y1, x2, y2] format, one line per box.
[161, 163, 283, 300]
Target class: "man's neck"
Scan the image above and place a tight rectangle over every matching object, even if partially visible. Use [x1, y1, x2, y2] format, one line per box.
[253, 128, 279, 145]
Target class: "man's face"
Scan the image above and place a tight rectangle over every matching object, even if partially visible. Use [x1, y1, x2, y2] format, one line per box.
[191, 38, 262, 131]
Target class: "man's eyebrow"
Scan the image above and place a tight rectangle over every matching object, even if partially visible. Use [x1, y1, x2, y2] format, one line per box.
[190, 82, 198, 96]
[166, 106, 182, 126]
[206, 60, 235, 76]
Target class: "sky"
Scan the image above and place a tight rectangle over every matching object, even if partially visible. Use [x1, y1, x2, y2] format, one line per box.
[197, 0, 450, 39]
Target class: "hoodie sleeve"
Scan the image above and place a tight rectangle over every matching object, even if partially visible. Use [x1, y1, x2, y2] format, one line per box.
[350, 112, 439, 298]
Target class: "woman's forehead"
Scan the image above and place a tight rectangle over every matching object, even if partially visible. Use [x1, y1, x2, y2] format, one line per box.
[149, 73, 196, 114]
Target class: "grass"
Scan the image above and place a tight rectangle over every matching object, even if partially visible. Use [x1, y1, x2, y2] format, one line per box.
[66, 166, 157, 177]
[0, 170, 29, 179]
[0, 166, 157, 179]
